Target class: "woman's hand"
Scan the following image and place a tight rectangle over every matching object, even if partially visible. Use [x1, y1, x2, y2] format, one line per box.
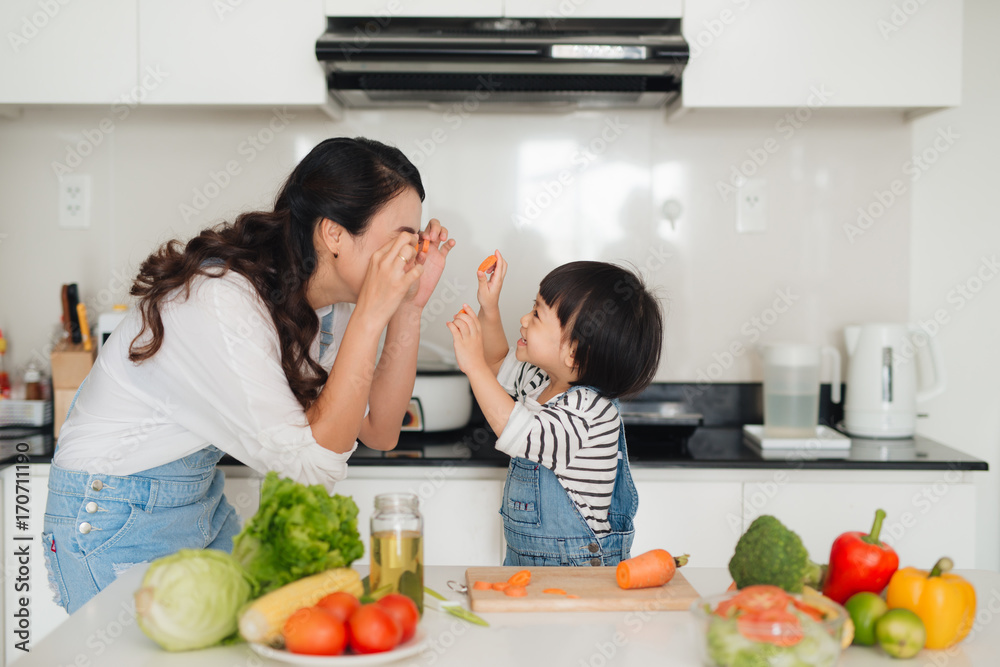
[411, 218, 456, 309]
[354, 232, 425, 328]
[447, 305, 488, 375]
[476, 250, 506, 313]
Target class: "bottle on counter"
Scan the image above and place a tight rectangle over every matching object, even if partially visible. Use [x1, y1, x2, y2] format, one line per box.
[0, 328, 10, 399]
[24, 363, 42, 401]
[370, 492, 424, 615]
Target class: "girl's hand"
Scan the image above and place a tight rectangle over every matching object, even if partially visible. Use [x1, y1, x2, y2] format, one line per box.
[447, 305, 488, 375]
[355, 232, 424, 328]
[476, 250, 507, 313]
[411, 218, 456, 309]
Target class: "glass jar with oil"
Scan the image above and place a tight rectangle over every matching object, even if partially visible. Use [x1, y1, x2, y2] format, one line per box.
[370, 492, 423, 614]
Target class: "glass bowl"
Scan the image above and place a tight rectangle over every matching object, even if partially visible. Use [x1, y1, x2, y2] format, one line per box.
[690, 587, 848, 667]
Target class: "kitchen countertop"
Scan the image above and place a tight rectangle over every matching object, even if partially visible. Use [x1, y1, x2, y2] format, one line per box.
[1, 425, 988, 472]
[339, 426, 990, 472]
[16, 564, 1000, 666]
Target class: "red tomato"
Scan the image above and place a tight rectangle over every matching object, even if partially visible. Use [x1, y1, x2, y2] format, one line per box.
[317, 591, 361, 623]
[375, 594, 420, 642]
[283, 607, 347, 656]
[732, 585, 792, 613]
[737, 608, 805, 647]
[348, 604, 403, 654]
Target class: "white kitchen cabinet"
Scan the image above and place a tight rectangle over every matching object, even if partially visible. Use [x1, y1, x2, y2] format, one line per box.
[505, 0, 682, 18]
[138, 0, 327, 105]
[335, 470, 507, 567]
[221, 467, 262, 523]
[1, 465, 66, 665]
[0, 0, 138, 104]
[682, 0, 962, 109]
[632, 480, 742, 568]
[742, 477, 977, 570]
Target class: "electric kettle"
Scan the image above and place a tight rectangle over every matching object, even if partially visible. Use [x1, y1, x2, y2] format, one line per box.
[843, 324, 946, 438]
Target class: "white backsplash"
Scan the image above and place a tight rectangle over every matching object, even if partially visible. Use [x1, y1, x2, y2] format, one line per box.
[0, 106, 911, 381]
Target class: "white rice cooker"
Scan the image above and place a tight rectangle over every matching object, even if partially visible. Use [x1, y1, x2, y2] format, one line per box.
[407, 341, 473, 432]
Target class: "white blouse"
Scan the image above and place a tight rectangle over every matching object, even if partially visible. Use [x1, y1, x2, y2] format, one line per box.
[54, 272, 358, 492]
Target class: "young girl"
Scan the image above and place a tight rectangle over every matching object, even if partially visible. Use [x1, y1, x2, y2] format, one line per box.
[448, 253, 662, 566]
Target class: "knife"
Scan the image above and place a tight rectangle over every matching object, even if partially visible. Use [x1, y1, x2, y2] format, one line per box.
[60, 284, 71, 335]
[66, 283, 81, 344]
[77, 303, 92, 352]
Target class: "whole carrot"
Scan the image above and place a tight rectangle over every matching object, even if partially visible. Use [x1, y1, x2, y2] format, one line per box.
[616, 549, 690, 590]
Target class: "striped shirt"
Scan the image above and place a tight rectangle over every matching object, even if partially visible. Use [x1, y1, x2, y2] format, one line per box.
[495, 350, 620, 535]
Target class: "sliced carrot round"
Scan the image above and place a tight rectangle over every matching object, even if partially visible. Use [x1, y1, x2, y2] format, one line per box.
[472, 581, 492, 591]
[566, 595, 580, 599]
[504, 586, 528, 597]
[478, 255, 498, 273]
[491, 582, 510, 591]
[542, 588, 567, 595]
[507, 570, 531, 587]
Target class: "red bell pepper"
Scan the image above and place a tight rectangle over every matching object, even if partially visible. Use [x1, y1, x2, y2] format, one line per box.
[822, 508, 899, 604]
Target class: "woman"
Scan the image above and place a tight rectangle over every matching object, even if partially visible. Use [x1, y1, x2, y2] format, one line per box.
[43, 137, 455, 613]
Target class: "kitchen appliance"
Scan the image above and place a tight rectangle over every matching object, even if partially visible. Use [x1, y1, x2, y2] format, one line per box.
[760, 343, 841, 439]
[315, 16, 689, 110]
[465, 566, 699, 612]
[410, 341, 472, 432]
[843, 324, 946, 438]
[97, 306, 129, 352]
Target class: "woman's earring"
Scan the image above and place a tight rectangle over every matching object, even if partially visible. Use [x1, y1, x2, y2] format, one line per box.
[333, 252, 339, 258]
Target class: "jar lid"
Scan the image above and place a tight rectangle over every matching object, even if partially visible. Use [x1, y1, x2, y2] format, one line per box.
[24, 369, 41, 382]
[374, 492, 419, 511]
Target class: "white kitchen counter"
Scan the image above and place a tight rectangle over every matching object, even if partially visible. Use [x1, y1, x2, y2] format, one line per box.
[14, 565, 1000, 666]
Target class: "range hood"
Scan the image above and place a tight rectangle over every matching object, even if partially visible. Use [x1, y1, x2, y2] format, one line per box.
[315, 17, 689, 110]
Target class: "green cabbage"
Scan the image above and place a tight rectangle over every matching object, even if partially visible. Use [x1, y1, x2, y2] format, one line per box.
[232, 472, 364, 595]
[135, 549, 252, 651]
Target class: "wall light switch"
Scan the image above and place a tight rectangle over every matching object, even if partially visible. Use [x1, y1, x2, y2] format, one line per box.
[59, 174, 91, 229]
[737, 179, 767, 233]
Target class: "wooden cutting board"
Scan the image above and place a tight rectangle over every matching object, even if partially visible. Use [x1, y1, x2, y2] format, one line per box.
[465, 566, 700, 612]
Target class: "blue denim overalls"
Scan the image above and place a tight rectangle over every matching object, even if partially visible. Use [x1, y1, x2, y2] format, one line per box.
[501, 387, 638, 567]
[43, 446, 240, 613]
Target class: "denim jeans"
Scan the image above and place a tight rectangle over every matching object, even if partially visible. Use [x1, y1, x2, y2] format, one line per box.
[501, 389, 638, 567]
[42, 445, 240, 613]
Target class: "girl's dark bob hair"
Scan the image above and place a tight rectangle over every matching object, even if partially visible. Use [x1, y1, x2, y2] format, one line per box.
[539, 261, 663, 399]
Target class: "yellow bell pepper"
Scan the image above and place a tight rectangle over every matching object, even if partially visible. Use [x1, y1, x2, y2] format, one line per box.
[886, 557, 976, 650]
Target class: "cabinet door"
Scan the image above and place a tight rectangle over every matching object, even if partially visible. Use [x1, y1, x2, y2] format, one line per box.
[221, 472, 262, 524]
[138, 0, 327, 105]
[335, 476, 506, 567]
[682, 0, 962, 108]
[325, 1, 504, 17]
[743, 480, 977, 569]
[505, 0, 682, 18]
[632, 480, 743, 569]
[3, 468, 67, 665]
[0, 0, 137, 104]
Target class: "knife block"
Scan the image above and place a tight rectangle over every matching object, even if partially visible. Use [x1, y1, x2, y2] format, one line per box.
[51, 339, 95, 438]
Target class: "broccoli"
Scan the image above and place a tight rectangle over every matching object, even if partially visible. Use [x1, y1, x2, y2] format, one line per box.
[728, 515, 825, 594]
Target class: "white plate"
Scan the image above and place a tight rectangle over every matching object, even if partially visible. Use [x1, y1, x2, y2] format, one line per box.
[251, 630, 428, 666]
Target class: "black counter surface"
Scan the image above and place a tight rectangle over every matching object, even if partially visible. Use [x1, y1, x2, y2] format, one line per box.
[6, 383, 988, 472]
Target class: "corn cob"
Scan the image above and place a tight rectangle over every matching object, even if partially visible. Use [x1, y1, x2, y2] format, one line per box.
[238, 568, 363, 644]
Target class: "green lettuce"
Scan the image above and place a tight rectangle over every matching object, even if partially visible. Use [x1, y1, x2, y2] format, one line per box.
[232, 472, 364, 594]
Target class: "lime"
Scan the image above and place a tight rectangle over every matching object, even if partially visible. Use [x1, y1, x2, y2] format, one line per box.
[875, 608, 926, 659]
[845, 592, 889, 646]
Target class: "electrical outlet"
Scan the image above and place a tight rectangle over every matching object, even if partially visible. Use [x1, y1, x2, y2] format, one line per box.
[737, 179, 767, 233]
[59, 174, 91, 229]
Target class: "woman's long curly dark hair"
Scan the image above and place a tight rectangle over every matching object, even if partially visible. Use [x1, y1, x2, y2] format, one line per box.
[129, 137, 424, 409]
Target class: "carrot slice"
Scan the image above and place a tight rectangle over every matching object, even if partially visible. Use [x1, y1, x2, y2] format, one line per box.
[616, 549, 687, 590]
[507, 570, 531, 587]
[414, 239, 430, 253]
[504, 586, 528, 597]
[478, 255, 498, 273]
[472, 581, 492, 591]
[491, 582, 510, 591]
[566, 595, 580, 599]
[542, 588, 566, 595]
